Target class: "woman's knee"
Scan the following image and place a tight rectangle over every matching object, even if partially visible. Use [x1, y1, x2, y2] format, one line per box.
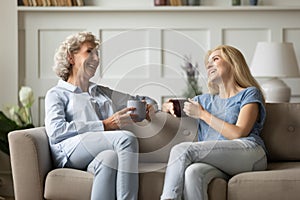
[185, 163, 226, 181]
[87, 150, 118, 174]
[252, 147, 267, 171]
[185, 164, 202, 185]
[184, 164, 206, 195]
[170, 142, 192, 158]
[100, 150, 118, 167]
[117, 130, 139, 152]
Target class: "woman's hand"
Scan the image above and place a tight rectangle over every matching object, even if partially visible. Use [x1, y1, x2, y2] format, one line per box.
[183, 98, 204, 119]
[146, 103, 155, 121]
[162, 101, 176, 117]
[103, 107, 135, 130]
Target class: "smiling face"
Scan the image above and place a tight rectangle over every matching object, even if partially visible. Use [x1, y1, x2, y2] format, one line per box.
[206, 49, 233, 85]
[71, 42, 99, 80]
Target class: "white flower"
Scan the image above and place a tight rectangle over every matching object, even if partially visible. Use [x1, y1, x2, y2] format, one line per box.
[19, 86, 34, 108]
[7, 105, 22, 126]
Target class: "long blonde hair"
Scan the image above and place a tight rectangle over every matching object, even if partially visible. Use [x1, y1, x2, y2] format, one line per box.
[205, 45, 265, 102]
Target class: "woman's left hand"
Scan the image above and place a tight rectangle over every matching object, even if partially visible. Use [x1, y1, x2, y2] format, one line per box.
[183, 98, 204, 119]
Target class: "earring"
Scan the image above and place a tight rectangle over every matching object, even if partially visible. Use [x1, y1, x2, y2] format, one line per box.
[68, 56, 74, 65]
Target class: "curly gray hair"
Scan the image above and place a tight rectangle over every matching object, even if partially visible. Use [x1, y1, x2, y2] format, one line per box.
[53, 32, 100, 81]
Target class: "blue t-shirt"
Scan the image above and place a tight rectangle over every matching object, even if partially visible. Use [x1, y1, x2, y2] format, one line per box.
[193, 87, 266, 150]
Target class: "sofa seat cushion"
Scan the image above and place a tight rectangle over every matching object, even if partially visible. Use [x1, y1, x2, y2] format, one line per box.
[44, 162, 228, 200]
[44, 168, 93, 200]
[43, 163, 166, 200]
[228, 162, 300, 200]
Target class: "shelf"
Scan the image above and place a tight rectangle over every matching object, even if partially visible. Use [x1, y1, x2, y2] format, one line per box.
[17, 5, 300, 12]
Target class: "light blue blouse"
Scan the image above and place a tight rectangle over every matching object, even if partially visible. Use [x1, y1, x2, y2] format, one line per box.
[45, 80, 157, 167]
[193, 87, 266, 150]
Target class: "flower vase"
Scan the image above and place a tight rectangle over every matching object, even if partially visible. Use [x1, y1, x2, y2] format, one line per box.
[184, 77, 202, 98]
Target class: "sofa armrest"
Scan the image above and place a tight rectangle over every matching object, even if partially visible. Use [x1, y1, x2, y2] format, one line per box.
[8, 127, 52, 200]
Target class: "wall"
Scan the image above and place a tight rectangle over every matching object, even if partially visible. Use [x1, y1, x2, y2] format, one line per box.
[0, 0, 18, 197]
[18, 6, 300, 126]
[0, 0, 18, 109]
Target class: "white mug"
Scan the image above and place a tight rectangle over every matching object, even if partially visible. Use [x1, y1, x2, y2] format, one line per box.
[127, 100, 147, 122]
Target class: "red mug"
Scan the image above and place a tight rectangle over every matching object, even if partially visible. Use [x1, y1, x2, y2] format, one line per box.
[169, 98, 188, 117]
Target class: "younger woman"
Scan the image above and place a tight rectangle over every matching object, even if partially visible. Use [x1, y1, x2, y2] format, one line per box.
[161, 45, 267, 200]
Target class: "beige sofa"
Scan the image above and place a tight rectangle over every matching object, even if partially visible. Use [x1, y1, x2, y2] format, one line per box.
[8, 103, 300, 200]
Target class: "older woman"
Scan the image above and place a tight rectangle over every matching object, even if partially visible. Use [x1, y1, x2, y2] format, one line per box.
[161, 45, 267, 200]
[45, 31, 156, 200]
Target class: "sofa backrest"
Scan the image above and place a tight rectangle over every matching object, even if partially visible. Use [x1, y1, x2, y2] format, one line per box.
[261, 103, 300, 162]
[128, 112, 198, 163]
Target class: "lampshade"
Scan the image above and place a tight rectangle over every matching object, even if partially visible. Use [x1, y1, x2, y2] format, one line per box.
[251, 42, 300, 77]
[250, 42, 300, 103]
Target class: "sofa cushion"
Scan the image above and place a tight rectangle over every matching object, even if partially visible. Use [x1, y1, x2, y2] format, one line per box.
[261, 103, 300, 161]
[228, 162, 300, 200]
[127, 112, 198, 163]
[44, 168, 93, 200]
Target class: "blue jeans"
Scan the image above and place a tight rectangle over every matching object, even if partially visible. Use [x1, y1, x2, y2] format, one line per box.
[161, 139, 267, 200]
[65, 130, 138, 200]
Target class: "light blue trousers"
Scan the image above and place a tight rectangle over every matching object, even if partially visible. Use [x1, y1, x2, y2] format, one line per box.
[161, 139, 267, 200]
[65, 130, 139, 200]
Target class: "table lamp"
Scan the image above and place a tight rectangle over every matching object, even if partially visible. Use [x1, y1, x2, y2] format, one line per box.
[251, 42, 300, 103]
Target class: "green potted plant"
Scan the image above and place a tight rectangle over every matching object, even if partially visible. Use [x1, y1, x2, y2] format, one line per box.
[0, 86, 34, 155]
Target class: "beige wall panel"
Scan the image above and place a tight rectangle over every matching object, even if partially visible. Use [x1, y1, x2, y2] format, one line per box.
[100, 29, 150, 79]
[222, 28, 270, 64]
